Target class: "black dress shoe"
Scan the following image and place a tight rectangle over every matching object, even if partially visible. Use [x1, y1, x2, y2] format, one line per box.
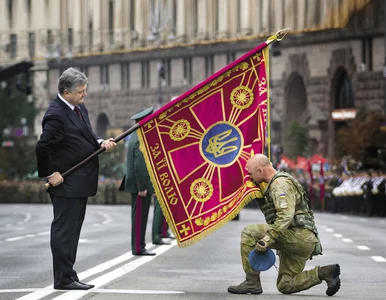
[78, 281, 95, 289]
[153, 241, 171, 245]
[55, 281, 93, 290]
[134, 250, 156, 256]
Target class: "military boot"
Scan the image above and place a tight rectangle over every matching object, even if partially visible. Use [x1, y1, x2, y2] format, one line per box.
[228, 273, 263, 294]
[318, 264, 341, 296]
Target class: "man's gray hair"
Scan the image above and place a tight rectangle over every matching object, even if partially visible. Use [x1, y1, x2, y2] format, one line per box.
[58, 67, 88, 94]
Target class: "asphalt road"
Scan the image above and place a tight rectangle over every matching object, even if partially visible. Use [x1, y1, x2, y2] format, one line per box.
[0, 204, 385, 300]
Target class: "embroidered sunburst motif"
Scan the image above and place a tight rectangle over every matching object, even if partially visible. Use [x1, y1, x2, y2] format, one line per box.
[190, 178, 213, 203]
[169, 119, 190, 141]
[230, 86, 254, 109]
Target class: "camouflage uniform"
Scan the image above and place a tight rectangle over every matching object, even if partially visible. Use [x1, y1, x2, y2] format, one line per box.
[240, 171, 323, 294]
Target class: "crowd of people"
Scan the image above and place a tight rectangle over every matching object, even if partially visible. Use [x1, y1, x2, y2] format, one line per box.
[292, 169, 386, 217]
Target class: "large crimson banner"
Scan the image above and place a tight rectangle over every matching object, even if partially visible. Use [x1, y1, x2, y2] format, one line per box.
[137, 41, 270, 247]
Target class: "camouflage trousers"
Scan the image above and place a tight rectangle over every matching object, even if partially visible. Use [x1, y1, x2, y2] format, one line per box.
[240, 224, 322, 294]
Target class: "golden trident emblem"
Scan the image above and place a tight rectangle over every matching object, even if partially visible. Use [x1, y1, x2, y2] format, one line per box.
[205, 129, 238, 158]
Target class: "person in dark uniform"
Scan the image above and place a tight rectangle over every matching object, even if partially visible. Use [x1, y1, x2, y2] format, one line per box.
[124, 107, 157, 255]
[361, 172, 374, 216]
[35, 68, 116, 290]
[152, 196, 171, 245]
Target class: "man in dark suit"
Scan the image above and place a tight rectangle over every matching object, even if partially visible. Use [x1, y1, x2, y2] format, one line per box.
[35, 67, 116, 290]
[124, 107, 160, 255]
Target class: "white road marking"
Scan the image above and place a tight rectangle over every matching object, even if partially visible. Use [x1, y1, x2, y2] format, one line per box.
[342, 238, 353, 243]
[371, 256, 386, 262]
[78, 239, 92, 244]
[6, 236, 24, 242]
[37, 231, 50, 236]
[325, 228, 334, 232]
[0, 288, 183, 295]
[0, 289, 37, 293]
[50, 241, 177, 300]
[12, 241, 167, 300]
[333, 234, 343, 238]
[89, 288, 183, 294]
[2, 231, 49, 243]
[356, 245, 370, 250]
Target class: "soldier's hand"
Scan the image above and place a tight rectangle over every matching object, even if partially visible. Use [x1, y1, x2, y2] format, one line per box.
[255, 240, 268, 253]
[47, 172, 64, 187]
[138, 189, 148, 197]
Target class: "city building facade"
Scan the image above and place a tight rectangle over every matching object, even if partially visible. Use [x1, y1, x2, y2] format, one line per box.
[0, 0, 385, 159]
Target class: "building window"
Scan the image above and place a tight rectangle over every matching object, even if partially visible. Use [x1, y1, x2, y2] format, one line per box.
[335, 71, 354, 109]
[192, 0, 198, 38]
[205, 56, 214, 78]
[80, 66, 88, 77]
[165, 59, 171, 86]
[68, 28, 73, 52]
[88, 21, 93, 52]
[169, 0, 176, 39]
[183, 57, 192, 84]
[100, 65, 109, 91]
[121, 63, 130, 89]
[109, 0, 114, 47]
[130, 0, 136, 31]
[10, 34, 17, 58]
[7, 0, 13, 27]
[28, 32, 35, 58]
[227, 52, 236, 64]
[47, 29, 54, 54]
[141, 61, 150, 88]
[214, 0, 219, 35]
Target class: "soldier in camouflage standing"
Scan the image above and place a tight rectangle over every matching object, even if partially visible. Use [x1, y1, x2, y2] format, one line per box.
[228, 154, 341, 296]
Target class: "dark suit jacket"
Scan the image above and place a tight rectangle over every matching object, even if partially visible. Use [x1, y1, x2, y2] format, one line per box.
[35, 96, 100, 198]
[124, 131, 154, 194]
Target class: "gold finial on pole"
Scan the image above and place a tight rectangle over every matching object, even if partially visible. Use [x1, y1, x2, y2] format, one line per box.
[266, 28, 291, 44]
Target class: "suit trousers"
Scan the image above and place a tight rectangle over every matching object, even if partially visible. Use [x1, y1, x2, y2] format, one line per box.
[50, 195, 88, 287]
[152, 196, 168, 243]
[131, 193, 152, 254]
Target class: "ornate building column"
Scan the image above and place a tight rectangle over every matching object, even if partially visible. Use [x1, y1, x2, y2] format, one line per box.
[30, 0, 48, 58]
[88, 0, 102, 52]
[272, 0, 284, 31]
[197, 0, 209, 40]
[134, 0, 149, 46]
[217, 0, 230, 38]
[240, 0, 253, 35]
[13, 0, 29, 59]
[121, 0, 130, 48]
[176, 0, 188, 42]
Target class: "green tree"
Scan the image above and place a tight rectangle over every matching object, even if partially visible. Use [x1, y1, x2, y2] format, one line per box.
[287, 121, 310, 159]
[0, 86, 36, 142]
[98, 142, 126, 179]
[0, 84, 37, 180]
[336, 111, 386, 168]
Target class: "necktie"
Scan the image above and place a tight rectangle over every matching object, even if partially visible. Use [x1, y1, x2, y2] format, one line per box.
[74, 106, 82, 120]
